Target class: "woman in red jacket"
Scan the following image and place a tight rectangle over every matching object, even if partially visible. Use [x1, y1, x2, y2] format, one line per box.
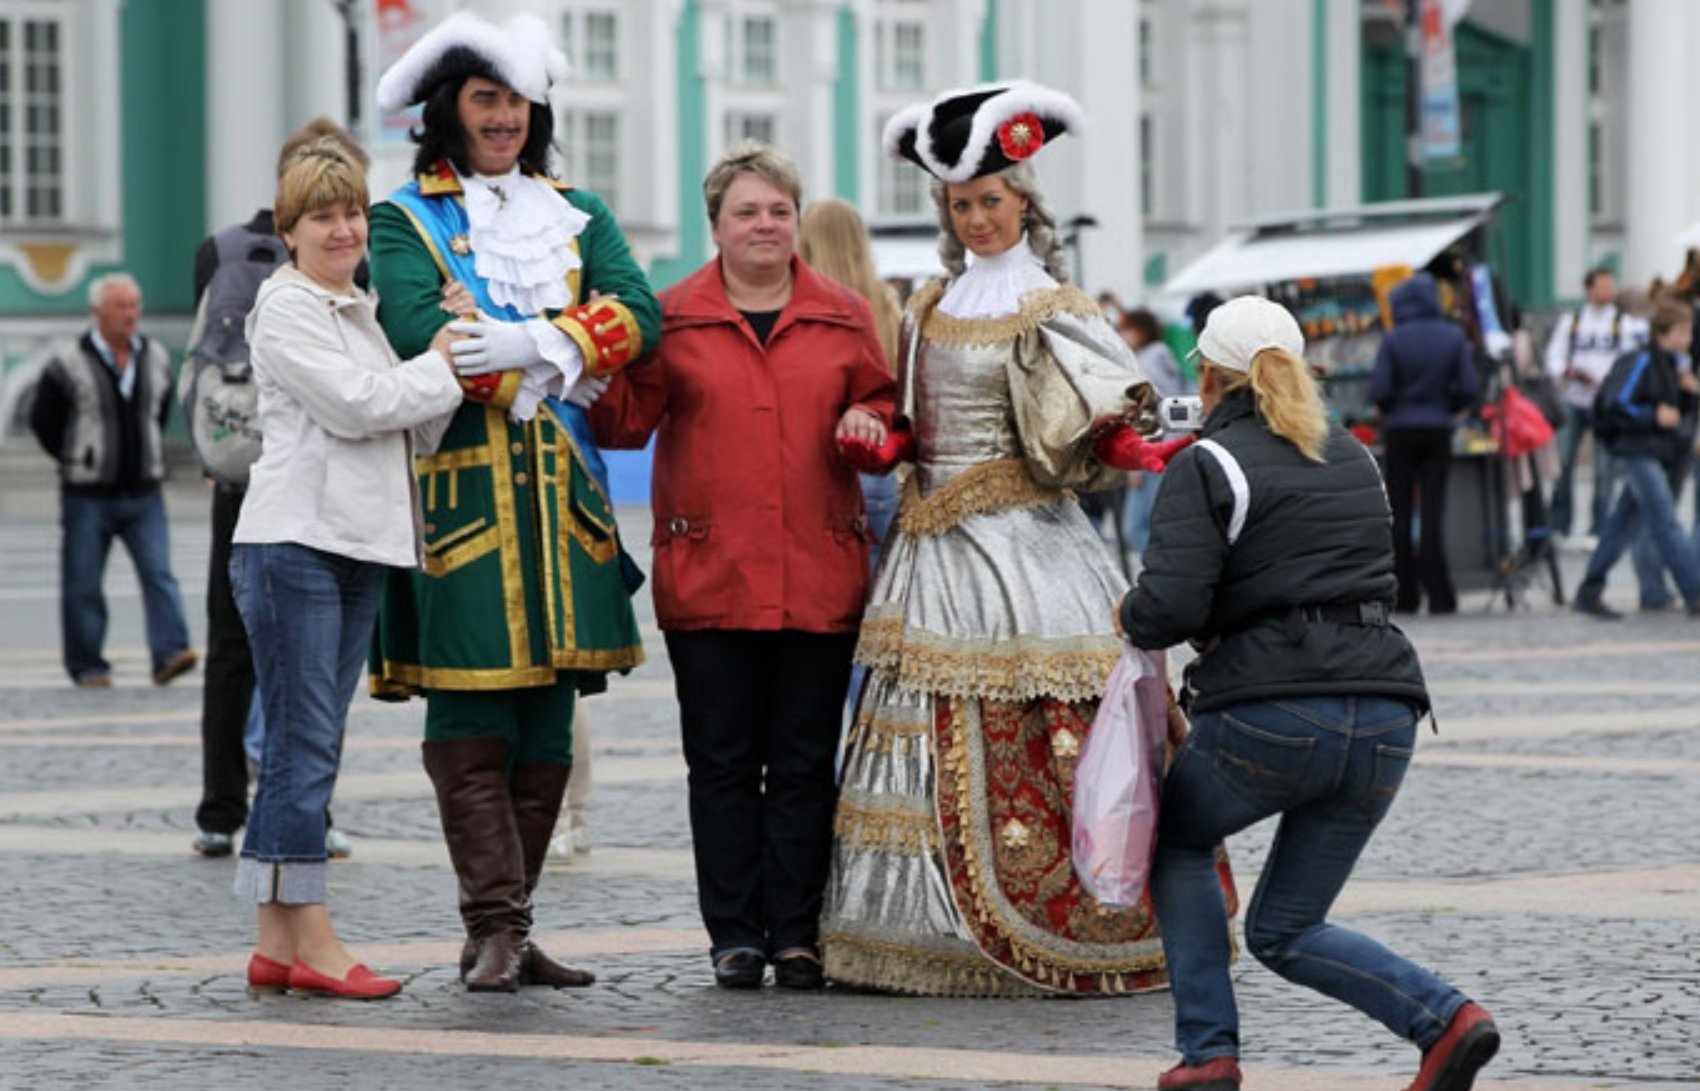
[591, 141, 895, 991]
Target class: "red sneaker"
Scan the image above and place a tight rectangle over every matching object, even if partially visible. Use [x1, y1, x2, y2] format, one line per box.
[1407, 1002, 1500, 1091]
[1157, 1056, 1241, 1091]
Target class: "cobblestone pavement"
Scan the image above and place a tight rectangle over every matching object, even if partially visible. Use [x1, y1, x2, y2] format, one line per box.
[1, 451, 1697, 1090]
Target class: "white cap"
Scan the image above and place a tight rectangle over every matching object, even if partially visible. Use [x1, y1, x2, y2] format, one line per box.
[1190, 295, 1305, 373]
[375, 12, 567, 114]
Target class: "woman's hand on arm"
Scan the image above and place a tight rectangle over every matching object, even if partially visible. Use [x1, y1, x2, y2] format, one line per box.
[835, 406, 888, 447]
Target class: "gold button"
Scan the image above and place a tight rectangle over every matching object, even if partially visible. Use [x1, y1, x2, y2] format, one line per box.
[425, 523, 437, 535]
[510, 442, 524, 456]
[514, 471, 529, 487]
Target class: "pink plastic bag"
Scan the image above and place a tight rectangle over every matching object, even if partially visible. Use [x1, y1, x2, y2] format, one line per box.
[1071, 645, 1169, 909]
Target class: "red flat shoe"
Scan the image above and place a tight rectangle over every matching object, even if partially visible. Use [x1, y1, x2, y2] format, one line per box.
[246, 953, 292, 994]
[287, 960, 402, 1000]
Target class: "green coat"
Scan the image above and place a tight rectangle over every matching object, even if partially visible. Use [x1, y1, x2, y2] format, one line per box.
[369, 163, 659, 696]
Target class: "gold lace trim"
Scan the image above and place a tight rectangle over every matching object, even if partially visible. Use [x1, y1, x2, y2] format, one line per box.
[919, 284, 1102, 348]
[855, 617, 1120, 704]
[832, 798, 936, 855]
[894, 459, 1066, 537]
[938, 696, 1170, 990]
[821, 929, 1046, 998]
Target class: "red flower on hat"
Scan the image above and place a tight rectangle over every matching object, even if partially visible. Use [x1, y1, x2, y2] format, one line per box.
[997, 113, 1045, 162]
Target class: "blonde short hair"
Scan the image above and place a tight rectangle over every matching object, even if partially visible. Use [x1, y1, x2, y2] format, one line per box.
[702, 140, 803, 224]
[274, 137, 369, 236]
[276, 117, 369, 179]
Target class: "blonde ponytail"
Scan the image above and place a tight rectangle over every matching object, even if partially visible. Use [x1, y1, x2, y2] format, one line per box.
[1215, 348, 1329, 462]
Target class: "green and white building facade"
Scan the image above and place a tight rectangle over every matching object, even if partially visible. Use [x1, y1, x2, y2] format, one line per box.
[0, 0, 1686, 436]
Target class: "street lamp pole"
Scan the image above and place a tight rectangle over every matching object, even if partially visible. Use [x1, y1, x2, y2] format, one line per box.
[333, 0, 362, 129]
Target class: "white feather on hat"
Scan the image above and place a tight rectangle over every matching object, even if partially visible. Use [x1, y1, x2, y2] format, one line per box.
[375, 11, 569, 113]
[882, 80, 1085, 183]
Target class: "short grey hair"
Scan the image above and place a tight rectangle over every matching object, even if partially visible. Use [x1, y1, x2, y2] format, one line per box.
[703, 140, 804, 224]
[89, 272, 141, 310]
[931, 163, 1069, 282]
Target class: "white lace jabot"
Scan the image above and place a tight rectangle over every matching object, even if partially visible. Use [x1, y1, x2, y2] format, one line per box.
[937, 236, 1057, 320]
[458, 165, 590, 316]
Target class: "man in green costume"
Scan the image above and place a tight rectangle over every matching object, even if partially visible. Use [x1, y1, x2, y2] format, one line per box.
[369, 10, 658, 993]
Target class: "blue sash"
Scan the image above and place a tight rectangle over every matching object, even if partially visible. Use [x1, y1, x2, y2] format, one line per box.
[387, 182, 610, 496]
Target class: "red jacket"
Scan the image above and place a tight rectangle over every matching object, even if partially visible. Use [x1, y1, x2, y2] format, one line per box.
[592, 257, 896, 632]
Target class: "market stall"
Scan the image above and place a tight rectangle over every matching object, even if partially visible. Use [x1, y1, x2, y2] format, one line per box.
[1160, 193, 1518, 595]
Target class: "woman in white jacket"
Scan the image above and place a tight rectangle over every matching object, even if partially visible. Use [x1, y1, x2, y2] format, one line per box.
[231, 138, 462, 999]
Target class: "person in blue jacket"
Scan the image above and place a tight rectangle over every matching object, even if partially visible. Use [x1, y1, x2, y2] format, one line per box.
[1573, 298, 1700, 619]
[1368, 273, 1478, 614]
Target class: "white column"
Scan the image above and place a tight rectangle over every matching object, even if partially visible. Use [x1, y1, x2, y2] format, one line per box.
[1623, 0, 1691, 286]
[1325, 0, 1361, 209]
[1185, 1, 1250, 244]
[1550, 0, 1588, 302]
[783, 0, 839, 204]
[284, 0, 348, 132]
[1062, 0, 1141, 299]
[207, 0, 288, 232]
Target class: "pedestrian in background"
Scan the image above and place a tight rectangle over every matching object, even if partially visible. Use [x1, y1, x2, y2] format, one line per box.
[189, 117, 367, 861]
[1368, 272, 1478, 615]
[1121, 295, 1499, 1091]
[28, 273, 197, 689]
[1543, 267, 1646, 541]
[1572, 299, 1700, 619]
[798, 197, 904, 565]
[231, 138, 463, 1000]
[1119, 306, 1191, 558]
[592, 141, 895, 991]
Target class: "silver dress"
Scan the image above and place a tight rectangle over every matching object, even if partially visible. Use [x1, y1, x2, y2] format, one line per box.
[820, 280, 1174, 996]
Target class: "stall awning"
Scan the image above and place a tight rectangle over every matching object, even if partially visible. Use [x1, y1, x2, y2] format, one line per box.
[1162, 194, 1503, 297]
[869, 218, 947, 281]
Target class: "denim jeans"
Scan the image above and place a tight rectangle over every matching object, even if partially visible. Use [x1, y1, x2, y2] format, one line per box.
[1548, 406, 1613, 536]
[1121, 471, 1161, 553]
[1578, 454, 1700, 607]
[848, 472, 901, 707]
[1628, 454, 1692, 609]
[59, 488, 191, 682]
[1149, 695, 1465, 1065]
[230, 542, 381, 905]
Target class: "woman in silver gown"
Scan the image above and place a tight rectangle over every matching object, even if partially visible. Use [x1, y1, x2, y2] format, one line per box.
[821, 83, 1229, 997]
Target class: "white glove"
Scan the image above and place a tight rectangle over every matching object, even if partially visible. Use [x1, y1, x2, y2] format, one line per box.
[448, 317, 547, 375]
[564, 374, 612, 409]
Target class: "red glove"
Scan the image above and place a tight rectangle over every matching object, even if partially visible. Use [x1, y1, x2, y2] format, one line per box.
[838, 426, 914, 475]
[1094, 426, 1196, 472]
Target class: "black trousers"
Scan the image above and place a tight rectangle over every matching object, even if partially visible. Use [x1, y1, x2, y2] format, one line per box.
[195, 486, 254, 834]
[665, 628, 856, 958]
[1384, 427, 1458, 614]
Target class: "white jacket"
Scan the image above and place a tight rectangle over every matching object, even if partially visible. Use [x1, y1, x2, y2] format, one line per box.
[233, 265, 463, 567]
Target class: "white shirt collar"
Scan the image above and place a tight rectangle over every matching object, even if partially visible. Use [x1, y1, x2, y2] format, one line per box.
[453, 164, 590, 315]
[937, 236, 1057, 320]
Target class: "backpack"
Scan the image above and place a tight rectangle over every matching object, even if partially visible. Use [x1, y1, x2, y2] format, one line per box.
[1591, 350, 1651, 443]
[177, 226, 290, 488]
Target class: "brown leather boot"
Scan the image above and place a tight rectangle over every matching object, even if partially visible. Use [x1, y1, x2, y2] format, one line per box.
[511, 760, 594, 987]
[423, 737, 527, 993]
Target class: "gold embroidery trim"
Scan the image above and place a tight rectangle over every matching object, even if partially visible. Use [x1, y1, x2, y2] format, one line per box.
[919, 284, 1101, 348]
[418, 446, 494, 473]
[895, 459, 1065, 537]
[485, 407, 531, 669]
[938, 697, 1168, 990]
[821, 930, 1044, 998]
[832, 798, 936, 855]
[422, 525, 500, 577]
[423, 517, 489, 555]
[855, 617, 1120, 704]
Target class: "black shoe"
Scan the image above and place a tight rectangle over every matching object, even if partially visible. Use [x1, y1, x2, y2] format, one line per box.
[772, 949, 824, 991]
[712, 949, 765, 989]
[1573, 598, 1623, 621]
[1687, 601, 1700, 619]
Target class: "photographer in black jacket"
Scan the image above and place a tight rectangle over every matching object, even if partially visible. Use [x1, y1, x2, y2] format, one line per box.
[1115, 296, 1498, 1091]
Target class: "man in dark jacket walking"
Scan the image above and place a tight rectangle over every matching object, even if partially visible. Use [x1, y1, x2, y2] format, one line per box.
[1367, 273, 1478, 614]
[1573, 299, 1700, 619]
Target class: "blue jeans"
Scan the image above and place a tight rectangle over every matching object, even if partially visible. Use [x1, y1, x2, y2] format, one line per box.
[230, 542, 381, 905]
[1629, 453, 1693, 608]
[1121, 471, 1161, 552]
[1149, 695, 1465, 1065]
[1578, 454, 1700, 607]
[59, 488, 191, 682]
[1549, 407, 1613, 536]
[848, 472, 901, 709]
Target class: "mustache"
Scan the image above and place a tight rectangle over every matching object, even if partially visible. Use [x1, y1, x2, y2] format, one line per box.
[478, 126, 523, 138]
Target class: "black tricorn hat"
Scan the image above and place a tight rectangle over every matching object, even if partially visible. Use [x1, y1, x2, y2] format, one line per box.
[882, 81, 1083, 183]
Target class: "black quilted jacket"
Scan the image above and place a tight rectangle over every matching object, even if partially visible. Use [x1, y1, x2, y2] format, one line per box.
[1123, 388, 1429, 715]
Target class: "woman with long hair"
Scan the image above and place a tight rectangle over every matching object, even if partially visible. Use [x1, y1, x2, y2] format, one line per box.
[820, 83, 1217, 997]
[1122, 296, 1498, 1091]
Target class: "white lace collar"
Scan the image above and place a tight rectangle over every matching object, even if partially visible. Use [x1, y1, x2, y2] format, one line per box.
[937, 236, 1057, 319]
[457, 164, 590, 315]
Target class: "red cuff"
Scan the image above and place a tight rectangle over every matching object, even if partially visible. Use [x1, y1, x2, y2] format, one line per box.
[1094, 426, 1196, 472]
[838, 427, 914, 475]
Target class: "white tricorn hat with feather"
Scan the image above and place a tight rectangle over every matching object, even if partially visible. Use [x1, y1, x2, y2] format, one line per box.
[882, 81, 1083, 184]
[376, 11, 568, 113]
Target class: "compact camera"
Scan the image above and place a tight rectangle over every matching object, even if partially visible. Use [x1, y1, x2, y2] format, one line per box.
[1158, 395, 1205, 432]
